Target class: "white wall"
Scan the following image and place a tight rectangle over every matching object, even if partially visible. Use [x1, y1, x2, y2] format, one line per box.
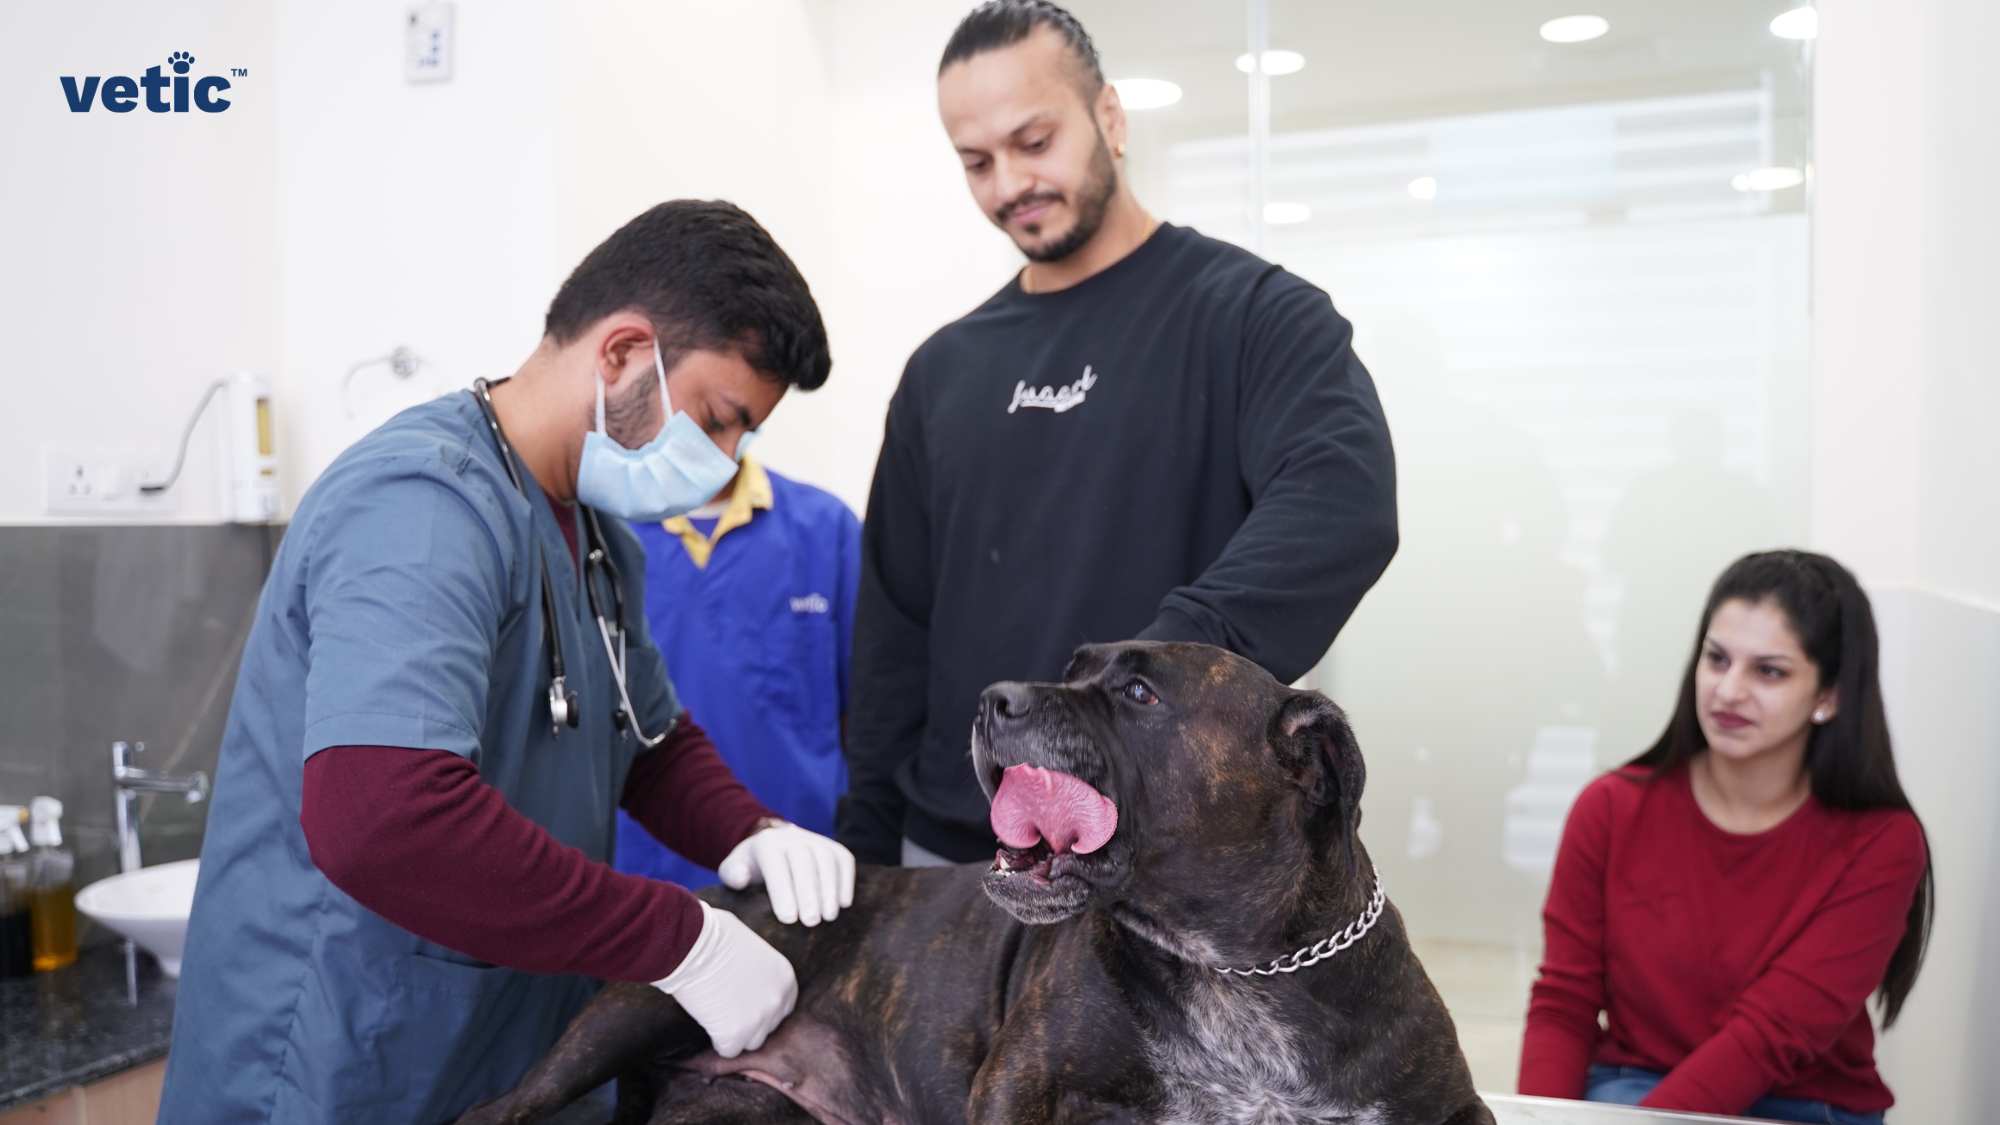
[3, 1, 1012, 525]
[1813, 1, 2000, 1119]
[0, 0, 277, 524]
[272, 0, 560, 510]
[1864, 589, 2000, 1121]
[1809, 1, 2000, 606]
[278, 0, 1012, 520]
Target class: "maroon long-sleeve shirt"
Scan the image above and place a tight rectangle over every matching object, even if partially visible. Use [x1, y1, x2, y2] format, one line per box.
[300, 496, 774, 982]
[1519, 764, 1926, 1114]
[301, 717, 774, 983]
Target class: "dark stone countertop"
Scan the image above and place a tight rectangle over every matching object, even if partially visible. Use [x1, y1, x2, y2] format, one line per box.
[0, 945, 616, 1121]
[0, 942, 176, 1111]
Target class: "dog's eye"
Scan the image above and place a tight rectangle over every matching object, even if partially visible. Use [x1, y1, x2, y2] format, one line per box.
[1121, 680, 1159, 706]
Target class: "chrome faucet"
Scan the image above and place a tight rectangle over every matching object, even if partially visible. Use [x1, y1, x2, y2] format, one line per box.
[112, 741, 209, 874]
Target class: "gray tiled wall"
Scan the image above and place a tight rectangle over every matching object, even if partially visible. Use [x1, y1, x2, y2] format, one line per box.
[0, 523, 278, 944]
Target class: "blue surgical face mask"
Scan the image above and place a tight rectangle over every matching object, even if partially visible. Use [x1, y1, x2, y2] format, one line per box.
[575, 339, 750, 522]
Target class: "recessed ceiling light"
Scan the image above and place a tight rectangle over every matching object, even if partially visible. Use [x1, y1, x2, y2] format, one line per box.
[1407, 176, 1439, 201]
[1539, 15, 1610, 44]
[1731, 166, 1806, 192]
[1112, 77, 1182, 111]
[1234, 50, 1306, 77]
[1263, 201, 1311, 225]
[1769, 6, 1818, 41]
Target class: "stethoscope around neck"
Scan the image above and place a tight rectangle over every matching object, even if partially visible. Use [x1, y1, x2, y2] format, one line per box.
[471, 378, 667, 748]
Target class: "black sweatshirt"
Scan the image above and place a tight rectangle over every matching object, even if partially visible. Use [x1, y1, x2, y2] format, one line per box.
[839, 223, 1398, 864]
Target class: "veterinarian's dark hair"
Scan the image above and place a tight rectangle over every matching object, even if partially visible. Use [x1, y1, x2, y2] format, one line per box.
[1628, 549, 1934, 1026]
[544, 199, 830, 391]
[939, 0, 1104, 102]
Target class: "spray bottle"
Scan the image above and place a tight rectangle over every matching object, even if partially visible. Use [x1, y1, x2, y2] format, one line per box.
[0, 806, 31, 978]
[28, 797, 77, 971]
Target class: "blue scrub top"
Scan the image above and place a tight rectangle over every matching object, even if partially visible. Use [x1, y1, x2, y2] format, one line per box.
[162, 391, 681, 1124]
[614, 466, 859, 888]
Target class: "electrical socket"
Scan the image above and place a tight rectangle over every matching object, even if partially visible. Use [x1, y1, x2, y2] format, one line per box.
[405, 2, 455, 84]
[42, 445, 173, 516]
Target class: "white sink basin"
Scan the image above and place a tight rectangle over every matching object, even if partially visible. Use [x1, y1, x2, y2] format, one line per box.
[75, 858, 199, 977]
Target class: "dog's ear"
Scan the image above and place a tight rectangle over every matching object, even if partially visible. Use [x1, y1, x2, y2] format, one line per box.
[1269, 691, 1366, 833]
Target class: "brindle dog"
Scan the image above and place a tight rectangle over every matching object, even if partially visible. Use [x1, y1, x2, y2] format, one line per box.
[459, 642, 1494, 1125]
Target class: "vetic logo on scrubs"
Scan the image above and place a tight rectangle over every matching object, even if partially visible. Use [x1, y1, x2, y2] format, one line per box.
[790, 594, 831, 615]
[59, 52, 240, 113]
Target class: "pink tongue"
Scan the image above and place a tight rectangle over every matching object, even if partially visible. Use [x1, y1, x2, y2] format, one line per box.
[990, 764, 1119, 855]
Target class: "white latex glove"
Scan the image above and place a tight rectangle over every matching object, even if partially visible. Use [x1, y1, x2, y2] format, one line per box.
[716, 820, 856, 926]
[651, 901, 798, 1058]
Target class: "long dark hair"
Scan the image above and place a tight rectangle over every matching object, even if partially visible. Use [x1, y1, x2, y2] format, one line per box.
[1627, 549, 1934, 1026]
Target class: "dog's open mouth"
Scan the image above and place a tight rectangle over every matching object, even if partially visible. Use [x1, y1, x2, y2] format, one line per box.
[987, 764, 1118, 885]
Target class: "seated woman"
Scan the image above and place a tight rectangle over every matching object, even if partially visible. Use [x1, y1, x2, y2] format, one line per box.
[1518, 550, 1933, 1123]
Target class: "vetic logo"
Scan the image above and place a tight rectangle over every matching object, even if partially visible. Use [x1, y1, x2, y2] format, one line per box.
[1006, 364, 1098, 415]
[789, 594, 832, 615]
[60, 52, 242, 114]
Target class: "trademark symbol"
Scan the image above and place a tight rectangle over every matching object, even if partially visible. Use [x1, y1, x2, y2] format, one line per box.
[231, 67, 248, 77]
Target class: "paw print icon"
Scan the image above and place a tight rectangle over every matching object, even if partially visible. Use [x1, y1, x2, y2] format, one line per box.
[167, 51, 196, 75]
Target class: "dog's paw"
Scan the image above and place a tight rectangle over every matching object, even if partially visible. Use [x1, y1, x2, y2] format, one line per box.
[167, 51, 195, 74]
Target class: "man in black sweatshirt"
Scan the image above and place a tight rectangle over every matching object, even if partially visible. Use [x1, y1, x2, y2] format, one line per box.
[837, 0, 1399, 865]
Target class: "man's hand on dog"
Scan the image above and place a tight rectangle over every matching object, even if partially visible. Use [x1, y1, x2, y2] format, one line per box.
[718, 818, 857, 926]
[649, 901, 798, 1058]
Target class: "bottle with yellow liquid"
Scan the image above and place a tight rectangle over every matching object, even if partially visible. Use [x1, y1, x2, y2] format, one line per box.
[27, 797, 77, 972]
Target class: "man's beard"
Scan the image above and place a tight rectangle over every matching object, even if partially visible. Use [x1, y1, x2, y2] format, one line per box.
[1008, 133, 1119, 265]
[601, 363, 663, 449]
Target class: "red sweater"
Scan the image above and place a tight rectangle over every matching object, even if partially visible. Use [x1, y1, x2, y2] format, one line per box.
[1519, 763, 1925, 1114]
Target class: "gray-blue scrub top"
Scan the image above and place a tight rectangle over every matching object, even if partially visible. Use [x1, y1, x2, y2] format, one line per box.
[160, 389, 681, 1124]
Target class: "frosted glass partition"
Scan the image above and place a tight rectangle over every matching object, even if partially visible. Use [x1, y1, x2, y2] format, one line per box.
[1160, 90, 1815, 947]
[1307, 208, 1809, 933]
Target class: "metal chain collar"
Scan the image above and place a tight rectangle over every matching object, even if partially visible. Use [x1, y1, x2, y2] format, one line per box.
[1213, 866, 1386, 978]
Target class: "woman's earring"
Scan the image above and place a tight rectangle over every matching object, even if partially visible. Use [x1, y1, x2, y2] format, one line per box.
[1115, 143, 1127, 158]
[1812, 709, 1829, 723]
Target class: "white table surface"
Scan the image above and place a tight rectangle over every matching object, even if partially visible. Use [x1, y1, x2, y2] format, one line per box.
[1486, 1093, 1793, 1124]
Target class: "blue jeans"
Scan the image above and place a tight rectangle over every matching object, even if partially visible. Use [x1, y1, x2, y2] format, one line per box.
[1586, 1065, 1885, 1124]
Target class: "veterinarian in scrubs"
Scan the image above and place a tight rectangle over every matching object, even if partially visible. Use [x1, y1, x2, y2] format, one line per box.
[161, 201, 854, 1124]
